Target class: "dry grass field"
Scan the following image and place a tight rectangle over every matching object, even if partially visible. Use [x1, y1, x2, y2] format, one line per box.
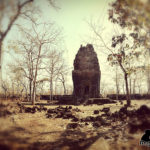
[0, 99, 150, 150]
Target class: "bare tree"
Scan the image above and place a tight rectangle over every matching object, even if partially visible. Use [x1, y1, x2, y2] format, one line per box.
[8, 64, 28, 100]
[57, 72, 67, 95]
[9, 21, 61, 104]
[0, 0, 35, 89]
[144, 50, 150, 94]
[1, 80, 10, 99]
[57, 65, 71, 95]
[0, 0, 58, 92]
[36, 80, 45, 95]
[45, 50, 64, 100]
[87, 20, 142, 106]
[113, 65, 121, 100]
[100, 81, 108, 97]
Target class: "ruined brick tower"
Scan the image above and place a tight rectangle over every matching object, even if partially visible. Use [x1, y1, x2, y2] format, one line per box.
[72, 44, 101, 99]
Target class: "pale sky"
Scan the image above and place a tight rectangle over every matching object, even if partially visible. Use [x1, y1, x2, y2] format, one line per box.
[3, 0, 137, 93]
[34, 0, 115, 85]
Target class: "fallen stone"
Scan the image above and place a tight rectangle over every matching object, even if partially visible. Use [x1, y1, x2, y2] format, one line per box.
[101, 107, 110, 113]
[81, 116, 95, 122]
[56, 112, 63, 118]
[93, 110, 99, 114]
[93, 121, 101, 128]
[67, 123, 78, 129]
[68, 106, 72, 109]
[95, 116, 103, 121]
[46, 114, 53, 118]
[72, 117, 79, 122]
[136, 105, 150, 116]
[73, 108, 81, 112]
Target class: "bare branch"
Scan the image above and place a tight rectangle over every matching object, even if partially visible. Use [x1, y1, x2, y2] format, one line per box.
[1, 0, 33, 41]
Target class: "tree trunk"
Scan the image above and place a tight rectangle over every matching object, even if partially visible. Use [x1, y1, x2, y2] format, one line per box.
[116, 79, 119, 100]
[147, 69, 150, 94]
[62, 81, 66, 95]
[20, 88, 24, 101]
[132, 79, 136, 95]
[0, 42, 2, 93]
[122, 82, 125, 94]
[11, 82, 14, 97]
[32, 44, 42, 105]
[119, 61, 131, 106]
[115, 66, 119, 100]
[124, 73, 131, 106]
[29, 79, 32, 102]
[138, 85, 141, 94]
[50, 78, 53, 101]
[129, 77, 132, 95]
[32, 81, 36, 105]
[35, 85, 37, 102]
[25, 85, 28, 101]
[55, 82, 57, 95]
[5, 91, 7, 100]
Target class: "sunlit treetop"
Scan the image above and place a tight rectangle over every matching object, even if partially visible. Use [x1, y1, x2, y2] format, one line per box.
[109, 0, 150, 30]
[109, 0, 150, 49]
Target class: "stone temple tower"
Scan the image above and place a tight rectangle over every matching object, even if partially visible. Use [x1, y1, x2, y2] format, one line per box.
[72, 44, 101, 100]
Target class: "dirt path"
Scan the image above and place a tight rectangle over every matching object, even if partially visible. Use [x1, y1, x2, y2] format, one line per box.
[0, 100, 149, 150]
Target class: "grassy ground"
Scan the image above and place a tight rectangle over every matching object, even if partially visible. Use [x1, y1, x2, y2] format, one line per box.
[0, 99, 149, 150]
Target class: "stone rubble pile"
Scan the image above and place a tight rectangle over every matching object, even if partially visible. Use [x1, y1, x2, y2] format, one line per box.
[12, 102, 150, 133]
[110, 105, 150, 133]
[46, 106, 80, 120]
[18, 103, 47, 113]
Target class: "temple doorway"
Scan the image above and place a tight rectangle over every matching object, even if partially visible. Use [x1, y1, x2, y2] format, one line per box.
[84, 86, 89, 95]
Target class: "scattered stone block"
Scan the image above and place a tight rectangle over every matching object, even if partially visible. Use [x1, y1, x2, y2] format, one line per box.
[67, 123, 78, 129]
[93, 110, 99, 114]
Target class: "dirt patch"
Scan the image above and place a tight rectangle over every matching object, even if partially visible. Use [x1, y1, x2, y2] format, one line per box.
[0, 100, 149, 150]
